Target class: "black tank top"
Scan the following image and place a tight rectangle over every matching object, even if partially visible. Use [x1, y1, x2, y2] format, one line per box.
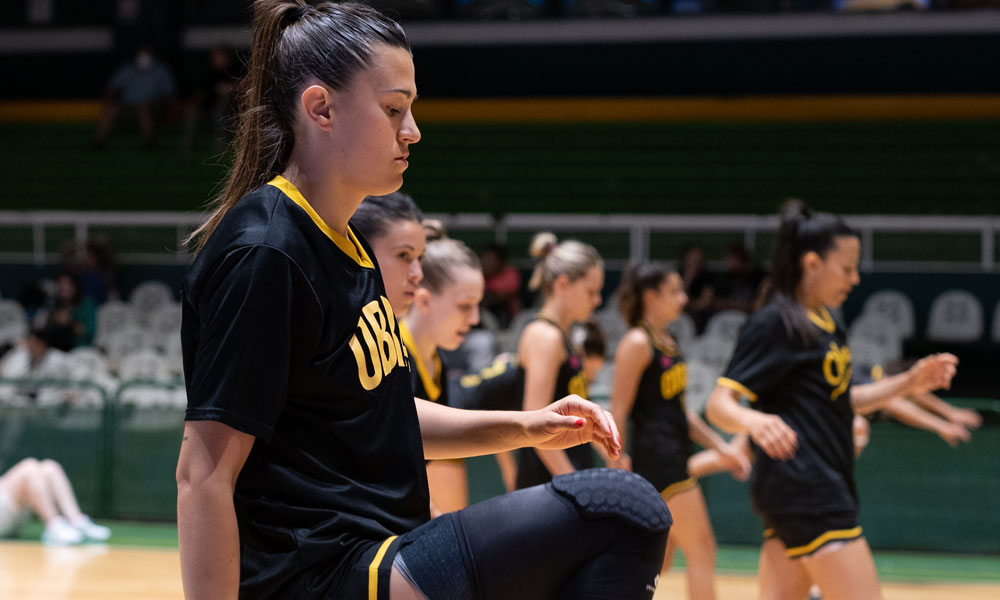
[515, 316, 592, 489]
[630, 321, 691, 464]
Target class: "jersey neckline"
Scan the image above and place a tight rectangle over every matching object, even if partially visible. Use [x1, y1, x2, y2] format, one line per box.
[806, 306, 836, 333]
[398, 321, 442, 402]
[267, 175, 374, 269]
[639, 320, 677, 357]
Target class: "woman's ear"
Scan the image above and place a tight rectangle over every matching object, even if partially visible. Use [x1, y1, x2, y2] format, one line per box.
[641, 286, 659, 312]
[552, 274, 571, 295]
[801, 251, 822, 276]
[414, 287, 433, 313]
[299, 84, 334, 131]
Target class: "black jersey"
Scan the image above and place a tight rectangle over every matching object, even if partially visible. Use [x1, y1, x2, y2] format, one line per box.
[719, 301, 855, 516]
[452, 354, 522, 412]
[630, 322, 692, 493]
[516, 317, 592, 489]
[182, 176, 429, 598]
[399, 321, 451, 408]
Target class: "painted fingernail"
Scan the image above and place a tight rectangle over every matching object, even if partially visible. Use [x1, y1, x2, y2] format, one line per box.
[575, 418, 585, 427]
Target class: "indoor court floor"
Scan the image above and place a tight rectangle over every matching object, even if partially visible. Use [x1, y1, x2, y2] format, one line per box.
[1, 540, 998, 599]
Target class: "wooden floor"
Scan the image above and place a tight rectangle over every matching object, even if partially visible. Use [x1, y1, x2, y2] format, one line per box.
[1, 541, 997, 599]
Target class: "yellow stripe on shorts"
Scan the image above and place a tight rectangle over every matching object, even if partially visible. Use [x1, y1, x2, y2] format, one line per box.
[660, 478, 698, 501]
[785, 527, 863, 558]
[369, 535, 398, 600]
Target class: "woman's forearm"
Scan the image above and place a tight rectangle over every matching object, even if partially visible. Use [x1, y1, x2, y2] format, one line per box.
[851, 371, 915, 414]
[705, 387, 758, 434]
[415, 397, 619, 462]
[687, 410, 727, 450]
[416, 400, 528, 460]
[177, 479, 242, 600]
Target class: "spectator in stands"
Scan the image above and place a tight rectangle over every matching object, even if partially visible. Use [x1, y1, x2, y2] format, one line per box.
[0, 327, 68, 401]
[16, 282, 47, 325]
[45, 273, 96, 351]
[0, 457, 110, 545]
[76, 238, 117, 305]
[92, 43, 176, 150]
[713, 242, 766, 314]
[480, 243, 522, 328]
[680, 245, 715, 333]
[181, 45, 238, 153]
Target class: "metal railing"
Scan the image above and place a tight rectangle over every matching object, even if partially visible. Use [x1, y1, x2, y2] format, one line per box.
[2, 211, 997, 272]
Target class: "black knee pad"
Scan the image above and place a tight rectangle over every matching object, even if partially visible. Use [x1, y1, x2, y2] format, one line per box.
[550, 468, 672, 533]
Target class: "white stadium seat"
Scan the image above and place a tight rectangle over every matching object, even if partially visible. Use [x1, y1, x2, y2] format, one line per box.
[926, 290, 983, 343]
[704, 309, 748, 342]
[848, 313, 904, 364]
[861, 289, 916, 340]
[129, 280, 175, 326]
[668, 313, 696, 349]
[0, 299, 28, 345]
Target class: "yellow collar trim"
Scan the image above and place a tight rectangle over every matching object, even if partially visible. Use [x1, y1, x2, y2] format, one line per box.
[399, 321, 441, 402]
[807, 306, 836, 333]
[267, 175, 374, 269]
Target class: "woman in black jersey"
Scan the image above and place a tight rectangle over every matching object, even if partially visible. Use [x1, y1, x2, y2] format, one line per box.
[354, 199, 478, 514]
[351, 192, 426, 319]
[401, 222, 484, 514]
[175, 3, 669, 599]
[516, 232, 605, 489]
[706, 200, 957, 600]
[609, 262, 749, 600]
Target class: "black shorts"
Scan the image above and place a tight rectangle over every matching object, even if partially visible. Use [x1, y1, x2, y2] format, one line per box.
[335, 535, 404, 599]
[761, 510, 863, 559]
[632, 455, 693, 500]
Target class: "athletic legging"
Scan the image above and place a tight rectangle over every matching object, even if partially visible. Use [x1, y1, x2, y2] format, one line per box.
[395, 468, 671, 600]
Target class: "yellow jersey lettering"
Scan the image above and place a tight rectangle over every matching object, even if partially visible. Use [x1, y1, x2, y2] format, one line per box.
[362, 299, 397, 375]
[459, 374, 482, 388]
[350, 296, 405, 392]
[350, 315, 382, 391]
[660, 363, 688, 400]
[823, 342, 853, 400]
[480, 357, 511, 380]
[568, 372, 589, 399]
[380, 297, 406, 368]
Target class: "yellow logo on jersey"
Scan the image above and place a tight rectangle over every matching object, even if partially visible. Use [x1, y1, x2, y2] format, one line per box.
[349, 296, 407, 391]
[568, 372, 589, 399]
[822, 342, 852, 400]
[660, 363, 688, 401]
[460, 356, 513, 388]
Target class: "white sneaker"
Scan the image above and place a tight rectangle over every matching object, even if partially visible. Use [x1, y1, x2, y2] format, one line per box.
[41, 516, 84, 546]
[73, 516, 111, 542]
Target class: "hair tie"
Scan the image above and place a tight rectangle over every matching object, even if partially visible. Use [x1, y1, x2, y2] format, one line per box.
[284, 3, 310, 26]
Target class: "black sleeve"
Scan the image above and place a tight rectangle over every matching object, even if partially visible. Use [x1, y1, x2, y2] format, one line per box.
[184, 245, 322, 440]
[719, 308, 793, 402]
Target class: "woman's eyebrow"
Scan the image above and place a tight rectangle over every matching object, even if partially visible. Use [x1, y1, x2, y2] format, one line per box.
[385, 88, 417, 100]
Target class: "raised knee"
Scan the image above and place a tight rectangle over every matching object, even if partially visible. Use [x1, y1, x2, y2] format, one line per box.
[39, 459, 59, 473]
[551, 468, 672, 533]
[17, 457, 41, 474]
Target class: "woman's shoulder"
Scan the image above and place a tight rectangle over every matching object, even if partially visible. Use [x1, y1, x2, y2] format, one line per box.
[736, 302, 787, 343]
[616, 327, 654, 363]
[521, 318, 564, 344]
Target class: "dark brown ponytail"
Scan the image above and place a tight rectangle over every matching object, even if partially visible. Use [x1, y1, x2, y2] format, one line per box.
[188, 1, 410, 251]
[616, 262, 675, 327]
[769, 199, 856, 342]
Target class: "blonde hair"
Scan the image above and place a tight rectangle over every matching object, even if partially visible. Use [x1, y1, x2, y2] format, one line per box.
[420, 220, 481, 294]
[528, 232, 603, 295]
